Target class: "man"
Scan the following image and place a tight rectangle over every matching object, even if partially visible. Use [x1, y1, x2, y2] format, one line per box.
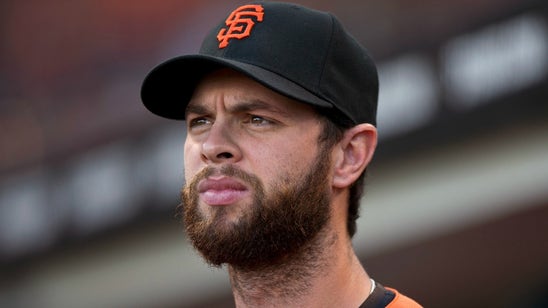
[141, 2, 421, 307]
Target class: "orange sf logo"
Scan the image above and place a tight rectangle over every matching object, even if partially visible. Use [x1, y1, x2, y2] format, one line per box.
[217, 4, 264, 48]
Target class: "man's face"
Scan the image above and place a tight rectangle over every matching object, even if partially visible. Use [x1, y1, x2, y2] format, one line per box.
[181, 69, 334, 269]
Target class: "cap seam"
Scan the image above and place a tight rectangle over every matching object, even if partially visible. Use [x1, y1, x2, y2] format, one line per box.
[315, 13, 336, 102]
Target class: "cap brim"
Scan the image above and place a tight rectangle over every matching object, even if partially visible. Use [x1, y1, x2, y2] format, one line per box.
[140, 55, 333, 120]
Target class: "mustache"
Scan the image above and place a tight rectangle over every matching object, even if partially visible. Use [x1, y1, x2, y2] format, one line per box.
[185, 165, 262, 190]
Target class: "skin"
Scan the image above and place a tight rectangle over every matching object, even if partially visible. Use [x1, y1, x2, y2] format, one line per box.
[184, 69, 378, 307]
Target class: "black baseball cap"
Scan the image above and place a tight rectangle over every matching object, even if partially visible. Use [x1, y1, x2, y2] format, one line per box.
[141, 1, 378, 125]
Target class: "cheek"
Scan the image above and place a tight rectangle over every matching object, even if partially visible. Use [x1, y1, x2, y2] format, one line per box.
[249, 141, 318, 184]
[183, 141, 202, 182]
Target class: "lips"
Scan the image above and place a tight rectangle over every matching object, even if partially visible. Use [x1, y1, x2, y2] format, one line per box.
[197, 177, 249, 206]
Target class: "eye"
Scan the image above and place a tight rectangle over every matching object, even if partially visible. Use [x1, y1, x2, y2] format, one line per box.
[249, 115, 270, 126]
[188, 117, 212, 129]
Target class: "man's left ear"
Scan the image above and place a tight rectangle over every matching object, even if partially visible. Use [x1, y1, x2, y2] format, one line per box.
[332, 124, 377, 189]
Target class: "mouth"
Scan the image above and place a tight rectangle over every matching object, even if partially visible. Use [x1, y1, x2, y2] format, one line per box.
[197, 176, 250, 206]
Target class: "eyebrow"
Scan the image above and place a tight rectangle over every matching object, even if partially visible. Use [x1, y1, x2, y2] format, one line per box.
[185, 98, 290, 117]
[185, 103, 209, 118]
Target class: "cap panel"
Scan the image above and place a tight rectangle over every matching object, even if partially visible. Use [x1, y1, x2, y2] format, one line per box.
[202, 3, 333, 95]
[319, 16, 378, 125]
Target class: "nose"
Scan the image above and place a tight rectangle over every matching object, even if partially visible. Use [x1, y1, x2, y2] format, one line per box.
[201, 120, 242, 164]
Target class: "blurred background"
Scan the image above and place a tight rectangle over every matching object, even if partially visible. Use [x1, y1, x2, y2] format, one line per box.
[1, 0, 547, 307]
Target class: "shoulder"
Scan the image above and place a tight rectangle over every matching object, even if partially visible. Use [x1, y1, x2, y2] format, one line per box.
[385, 287, 423, 308]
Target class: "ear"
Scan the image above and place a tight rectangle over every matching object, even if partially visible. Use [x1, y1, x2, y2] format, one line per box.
[332, 124, 377, 189]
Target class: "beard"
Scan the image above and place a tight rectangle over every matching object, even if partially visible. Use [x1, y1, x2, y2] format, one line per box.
[180, 148, 332, 271]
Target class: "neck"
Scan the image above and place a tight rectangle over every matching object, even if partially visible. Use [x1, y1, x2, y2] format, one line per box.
[228, 226, 371, 308]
